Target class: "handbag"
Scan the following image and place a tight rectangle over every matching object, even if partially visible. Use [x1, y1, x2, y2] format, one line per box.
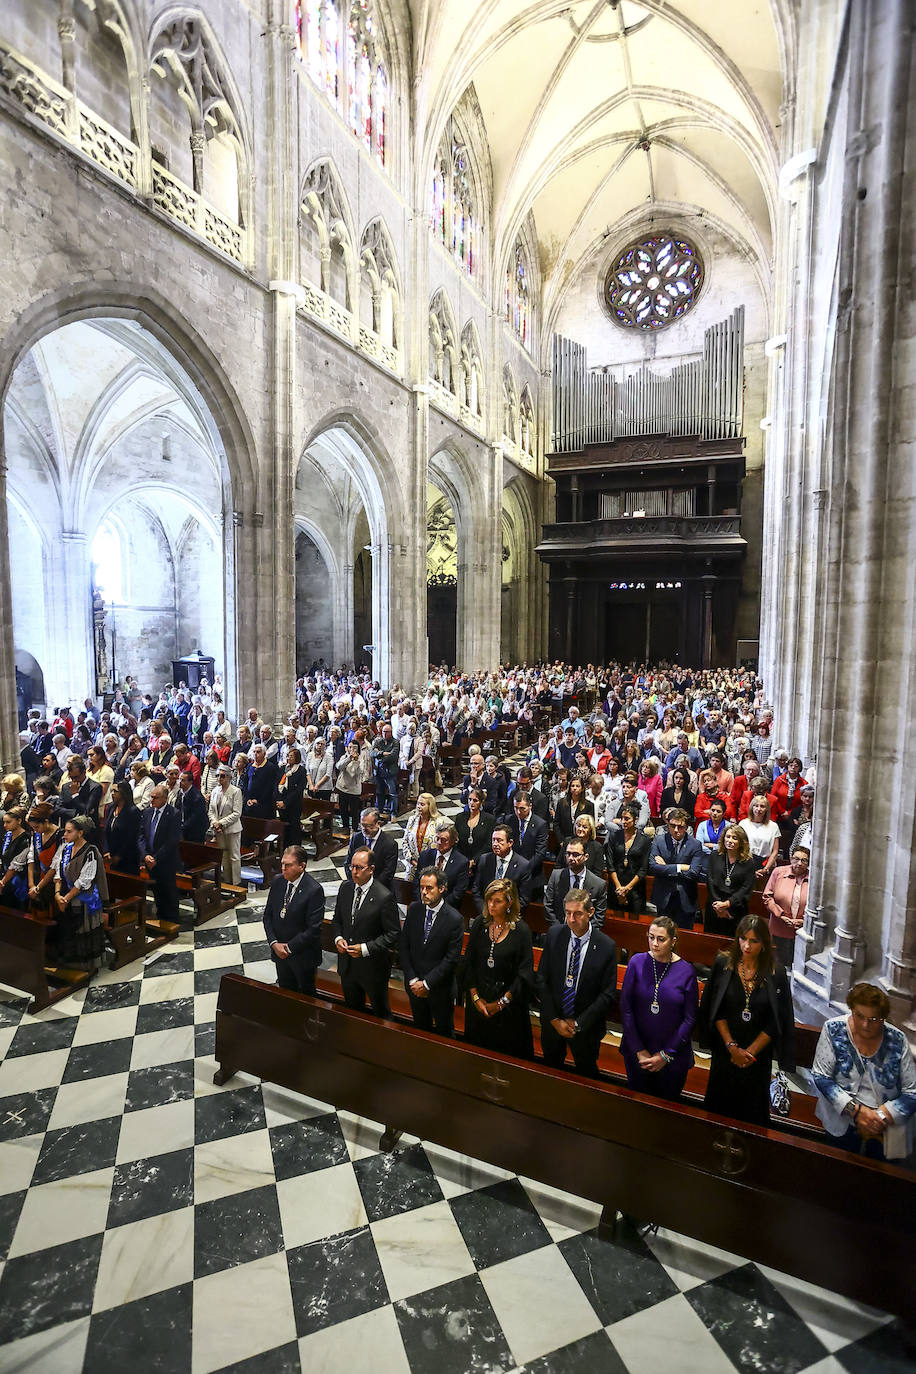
[769, 1069, 791, 1117]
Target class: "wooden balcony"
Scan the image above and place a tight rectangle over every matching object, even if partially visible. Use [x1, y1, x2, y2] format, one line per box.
[536, 513, 746, 559]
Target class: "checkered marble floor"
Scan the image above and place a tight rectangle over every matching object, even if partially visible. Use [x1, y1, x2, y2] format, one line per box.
[0, 790, 914, 1373]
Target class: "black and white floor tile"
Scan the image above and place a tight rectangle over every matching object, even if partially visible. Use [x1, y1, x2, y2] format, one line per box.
[0, 785, 913, 1372]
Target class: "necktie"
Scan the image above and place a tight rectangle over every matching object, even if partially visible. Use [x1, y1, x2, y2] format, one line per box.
[352, 884, 364, 920]
[285, 882, 294, 905]
[496, 859, 505, 880]
[520, 822, 526, 843]
[151, 809, 160, 841]
[423, 906, 434, 941]
[436, 853, 444, 871]
[571, 873, 580, 890]
[562, 937, 582, 1016]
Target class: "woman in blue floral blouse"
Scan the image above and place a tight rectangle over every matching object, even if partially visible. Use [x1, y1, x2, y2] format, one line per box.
[810, 983, 916, 1161]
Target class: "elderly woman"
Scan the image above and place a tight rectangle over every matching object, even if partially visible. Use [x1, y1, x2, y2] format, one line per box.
[0, 772, 29, 821]
[51, 815, 109, 969]
[762, 846, 810, 968]
[704, 824, 759, 936]
[246, 744, 277, 818]
[305, 738, 334, 800]
[811, 982, 916, 1160]
[792, 785, 815, 854]
[459, 878, 534, 1059]
[208, 764, 243, 885]
[129, 760, 154, 810]
[334, 740, 369, 835]
[400, 792, 440, 878]
[619, 916, 699, 1102]
[572, 813, 605, 876]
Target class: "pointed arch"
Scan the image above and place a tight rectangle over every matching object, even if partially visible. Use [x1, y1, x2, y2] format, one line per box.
[459, 320, 484, 418]
[429, 289, 459, 395]
[359, 217, 402, 352]
[502, 365, 520, 445]
[300, 157, 357, 309]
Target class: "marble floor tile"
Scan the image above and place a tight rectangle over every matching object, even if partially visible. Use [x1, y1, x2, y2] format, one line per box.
[480, 1241, 602, 1367]
[560, 1223, 679, 1326]
[0, 1233, 103, 1343]
[757, 1266, 889, 1354]
[125, 1061, 195, 1113]
[92, 1208, 194, 1313]
[518, 1176, 603, 1239]
[193, 991, 220, 1023]
[684, 1264, 829, 1374]
[194, 1021, 216, 1058]
[607, 1292, 739, 1374]
[81, 980, 142, 1013]
[193, 1251, 297, 1374]
[130, 1024, 196, 1071]
[423, 1141, 515, 1198]
[297, 1303, 410, 1374]
[0, 1313, 91, 1374]
[646, 1226, 739, 1293]
[0, 1049, 69, 1097]
[393, 1271, 514, 1374]
[70, 1005, 138, 1046]
[107, 1147, 195, 1228]
[832, 1319, 916, 1372]
[136, 968, 197, 1003]
[194, 965, 241, 995]
[269, 1111, 349, 1180]
[449, 1178, 552, 1271]
[8, 1167, 113, 1258]
[194, 943, 244, 971]
[194, 1182, 284, 1278]
[47, 1072, 129, 1130]
[84, 1282, 193, 1374]
[116, 1099, 195, 1164]
[62, 1037, 133, 1084]
[31, 1115, 122, 1186]
[6, 1015, 78, 1058]
[372, 1199, 476, 1302]
[135, 995, 196, 1035]
[211, 1341, 302, 1374]
[522, 1328, 629, 1374]
[287, 1225, 388, 1338]
[194, 925, 240, 948]
[194, 1126, 275, 1204]
[277, 1161, 367, 1250]
[0, 1191, 26, 1263]
[353, 1142, 444, 1222]
[262, 1086, 336, 1128]
[0, 1134, 43, 1197]
[195, 1083, 266, 1144]
[0, 1091, 58, 1146]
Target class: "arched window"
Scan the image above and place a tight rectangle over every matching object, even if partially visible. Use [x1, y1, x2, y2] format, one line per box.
[92, 520, 124, 604]
[429, 291, 459, 395]
[295, 2, 389, 167]
[505, 239, 530, 347]
[503, 367, 519, 445]
[460, 322, 484, 418]
[520, 387, 535, 456]
[429, 117, 477, 276]
[605, 231, 704, 330]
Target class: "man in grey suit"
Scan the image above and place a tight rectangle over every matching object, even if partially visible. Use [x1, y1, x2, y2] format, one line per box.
[544, 838, 607, 928]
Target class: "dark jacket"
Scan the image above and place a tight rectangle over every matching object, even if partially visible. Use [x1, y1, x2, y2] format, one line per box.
[505, 814, 549, 884]
[536, 924, 618, 1040]
[58, 778, 103, 830]
[345, 829, 398, 891]
[138, 803, 182, 872]
[104, 803, 142, 873]
[400, 899, 463, 991]
[263, 871, 326, 968]
[454, 810, 496, 866]
[705, 852, 758, 920]
[472, 850, 532, 912]
[415, 846, 470, 907]
[329, 878, 400, 974]
[697, 953, 796, 1071]
[245, 761, 278, 818]
[543, 866, 607, 927]
[176, 785, 209, 843]
[648, 831, 704, 918]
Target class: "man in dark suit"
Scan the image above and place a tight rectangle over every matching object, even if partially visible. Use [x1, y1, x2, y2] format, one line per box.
[506, 794, 549, 894]
[537, 888, 617, 1077]
[57, 757, 103, 835]
[649, 808, 704, 928]
[472, 825, 532, 914]
[544, 838, 607, 928]
[263, 845, 326, 996]
[414, 824, 470, 908]
[176, 771, 209, 843]
[345, 807, 398, 890]
[330, 846, 399, 1016]
[507, 767, 550, 822]
[400, 868, 462, 1036]
[138, 783, 182, 922]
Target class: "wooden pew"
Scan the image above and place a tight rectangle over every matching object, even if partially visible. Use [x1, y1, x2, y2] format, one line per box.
[213, 975, 916, 1319]
[104, 869, 179, 967]
[173, 840, 245, 924]
[300, 798, 341, 861]
[0, 904, 91, 1011]
[240, 817, 284, 887]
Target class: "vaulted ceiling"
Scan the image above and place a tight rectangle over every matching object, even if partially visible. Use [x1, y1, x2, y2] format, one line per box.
[411, 0, 789, 331]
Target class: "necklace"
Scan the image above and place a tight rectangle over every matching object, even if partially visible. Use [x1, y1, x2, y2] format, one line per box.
[487, 922, 507, 969]
[649, 956, 670, 1014]
[724, 854, 738, 887]
[737, 962, 757, 1022]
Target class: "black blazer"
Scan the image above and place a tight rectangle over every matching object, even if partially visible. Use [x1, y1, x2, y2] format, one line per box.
[472, 850, 532, 912]
[177, 786, 209, 843]
[606, 830, 652, 886]
[511, 786, 550, 822]
[138, 803, 181, 872]
[705, 852, 758, 919]
[536, 924, 618, 1040]
[454, 811, 496, 865]
[659, 787, 696, 824]
[505, 814, 549, 880]
[104, 804, 142, 873]
[263, 871, 326, 967]
[275, 767, 307, 824]
[58, 779, 103, 829]
[245, 762, 278, 818]
[552, 797, 595, 844]
[329, 878, 400, 973]
[400, 899, 463, 991]
[697, 953, 796, 1071]
[346, 830, 398, 891]
[415, 847, 470, 907]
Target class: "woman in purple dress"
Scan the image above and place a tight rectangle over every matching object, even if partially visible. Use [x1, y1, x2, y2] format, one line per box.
[619, 915, 699, 1101]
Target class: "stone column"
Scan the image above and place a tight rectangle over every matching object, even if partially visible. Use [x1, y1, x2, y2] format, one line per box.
[458, 444, 503, 672]
[0, 447, 20, 775]
[801, 0, 916, 1031]
[59, 532, 95, 708]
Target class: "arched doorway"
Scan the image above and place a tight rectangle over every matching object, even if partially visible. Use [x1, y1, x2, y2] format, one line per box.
[426, 483, 458, 669]
[3, 317, 237, 711]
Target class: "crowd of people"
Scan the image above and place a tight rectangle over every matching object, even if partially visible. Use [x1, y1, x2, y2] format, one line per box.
[6, 659, 914, 1158]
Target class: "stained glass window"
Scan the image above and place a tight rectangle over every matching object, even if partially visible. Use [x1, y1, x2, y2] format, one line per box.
[605, 232, 703, 329]
[429, 120, 477, 275]
[294, 2, 388, 166]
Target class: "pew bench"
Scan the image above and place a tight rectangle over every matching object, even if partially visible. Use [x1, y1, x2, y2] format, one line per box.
[161, 841, 245, 924]
[300, 798, 343, 861]
[0, 903, 91, 1011]
[105, 868, 179, 967]
[212, 976, 914, 1318]
[240, 817, 284, 887]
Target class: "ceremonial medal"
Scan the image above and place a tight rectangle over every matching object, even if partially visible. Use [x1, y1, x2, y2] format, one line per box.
[487, 956, 495, 969]
[741, 1008, 752, 1023]
[280, 906, 287, 920]
[650, 1000, 660, 1015]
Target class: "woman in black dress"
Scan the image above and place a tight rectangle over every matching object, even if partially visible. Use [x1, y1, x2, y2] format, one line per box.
[704, 825, 758, 936]
[659, 767, 696, 830]
[606, 802, 651, 913]
[697, 915, 796, 1127]
[460, 879, 534, 1059]
[103, 781, 142, 874]
[455, 788, 496, 874]
[552, 777, 595, 847]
